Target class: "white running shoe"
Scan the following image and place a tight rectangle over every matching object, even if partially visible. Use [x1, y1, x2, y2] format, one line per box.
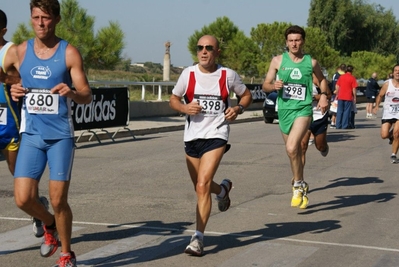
[184, 235, 203, 256]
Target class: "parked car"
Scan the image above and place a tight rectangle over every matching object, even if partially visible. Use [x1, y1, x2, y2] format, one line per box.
[262, 91, 278, 123]
[262, 86, 368, 124]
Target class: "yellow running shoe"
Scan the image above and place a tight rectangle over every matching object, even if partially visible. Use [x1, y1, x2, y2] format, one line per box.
[291, 186, 303, 207]
[300, 195, 309, 209]
[291, 181, 309, 208]
[299, 181, 309, 209]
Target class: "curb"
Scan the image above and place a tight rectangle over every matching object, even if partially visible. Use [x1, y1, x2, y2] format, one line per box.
[74, 116, 264, 144]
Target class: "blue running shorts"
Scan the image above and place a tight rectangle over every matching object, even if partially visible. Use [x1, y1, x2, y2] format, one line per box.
[14, 133, 75, 181]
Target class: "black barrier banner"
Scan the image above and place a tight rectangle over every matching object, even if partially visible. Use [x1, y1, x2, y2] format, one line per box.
[71, 87, 129, 130]
[243, 84, 267, 103]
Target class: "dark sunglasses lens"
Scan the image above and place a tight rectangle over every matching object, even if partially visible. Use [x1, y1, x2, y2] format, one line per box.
[196, 45, 213, 52]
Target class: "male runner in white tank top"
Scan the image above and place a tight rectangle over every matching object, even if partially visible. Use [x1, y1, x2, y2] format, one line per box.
[374, 64, 399, 163]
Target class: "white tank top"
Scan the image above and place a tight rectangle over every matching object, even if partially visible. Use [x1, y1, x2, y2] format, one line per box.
[382, 79, 399, 120]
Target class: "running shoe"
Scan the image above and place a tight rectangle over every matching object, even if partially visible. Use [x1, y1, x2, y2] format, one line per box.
[320, 144, 329, 157]
[32, 196, 49, 238]
[390, 155, 398, 164]
[389, 136, 394, 145]
[308, 139, 314, 146]
[216, 179, 232, 212]
[53, 251, 76, 267]
[329, 124, 336, 129]
[184, 235, 203, 256]
[291, 181, 309, 208]
[299, 182, 309, 209]
[40, 225, 59, 257]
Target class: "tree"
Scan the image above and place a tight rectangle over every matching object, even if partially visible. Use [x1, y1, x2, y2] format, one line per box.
[222, 31, 259, 77]
[187, 16, 253, 74]
[12, 0, 125, 72]
[308, 0, 399, 57]
[307, 0, 350, 54]
[250, 22, 292, 76]
[346, 51, 396, 79]
[303, 26, 341, 72]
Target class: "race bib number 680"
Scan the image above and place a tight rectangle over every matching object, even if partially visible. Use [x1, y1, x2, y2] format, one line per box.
[26, 89, 59, 114]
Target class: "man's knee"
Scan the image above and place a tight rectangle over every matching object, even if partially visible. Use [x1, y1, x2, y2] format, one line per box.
[14, 193, 34, 210]
[195, 180, 212, 196]
[286, 144, 299, 158]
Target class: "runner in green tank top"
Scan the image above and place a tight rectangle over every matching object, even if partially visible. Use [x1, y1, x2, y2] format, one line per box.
[262, 25, 329, 209]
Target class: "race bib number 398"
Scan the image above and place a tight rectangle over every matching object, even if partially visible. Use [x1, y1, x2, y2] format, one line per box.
[282, 83, 306, 101]
[26, 89, 59, 114]
[194, 94, 224, 117]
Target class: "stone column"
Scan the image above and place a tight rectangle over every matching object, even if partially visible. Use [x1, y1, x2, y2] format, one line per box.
[163, 41, 171, 81]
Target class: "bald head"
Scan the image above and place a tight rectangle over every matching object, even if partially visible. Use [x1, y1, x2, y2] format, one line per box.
[197, 35, 219, 49]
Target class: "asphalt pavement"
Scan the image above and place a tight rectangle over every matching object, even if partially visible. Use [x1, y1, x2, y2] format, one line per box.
[3, 102, 399, 267]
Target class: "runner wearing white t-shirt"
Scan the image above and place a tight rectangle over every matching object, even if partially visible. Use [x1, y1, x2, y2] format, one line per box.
[169, 35, 252, 256]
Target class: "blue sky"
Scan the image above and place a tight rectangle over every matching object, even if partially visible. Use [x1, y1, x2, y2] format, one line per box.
[1, 0, 398, 67]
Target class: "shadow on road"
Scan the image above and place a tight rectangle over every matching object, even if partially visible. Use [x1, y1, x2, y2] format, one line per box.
[310, 176, 384, 194]
[299, 193, 396, 215]
[205, 219, 341, 255]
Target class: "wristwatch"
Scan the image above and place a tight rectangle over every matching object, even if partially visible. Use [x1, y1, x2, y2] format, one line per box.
[237, 104, 245, 114]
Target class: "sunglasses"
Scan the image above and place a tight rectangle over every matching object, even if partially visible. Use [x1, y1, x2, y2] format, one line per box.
[196, 45, 214, 52]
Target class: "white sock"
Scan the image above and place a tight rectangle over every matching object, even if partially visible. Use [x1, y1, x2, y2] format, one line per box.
[294, 180, 302, 187]
[217, 185, 226, 198]
[194, 231, 204, 240]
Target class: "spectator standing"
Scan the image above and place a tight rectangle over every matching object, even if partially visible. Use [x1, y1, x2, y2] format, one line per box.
[335, 65, 357, 129]
[329, 64, 346, 128]
[365, 72, 380, 118]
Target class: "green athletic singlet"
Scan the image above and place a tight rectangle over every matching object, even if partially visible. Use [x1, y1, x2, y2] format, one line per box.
[277, 52, 313, 134]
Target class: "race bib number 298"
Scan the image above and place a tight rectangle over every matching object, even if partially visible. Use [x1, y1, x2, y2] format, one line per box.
[25, 89, 59, 114]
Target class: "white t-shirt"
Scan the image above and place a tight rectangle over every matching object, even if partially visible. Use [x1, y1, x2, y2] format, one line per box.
[172, 64, 247, 142]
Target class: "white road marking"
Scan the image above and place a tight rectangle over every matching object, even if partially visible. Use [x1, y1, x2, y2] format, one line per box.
[1, 216, 398, 253]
